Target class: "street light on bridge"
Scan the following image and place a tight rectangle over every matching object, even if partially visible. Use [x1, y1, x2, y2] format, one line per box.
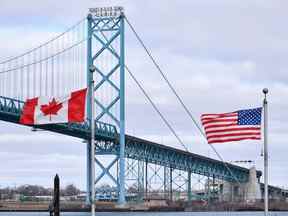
[89, 6, 124, 18]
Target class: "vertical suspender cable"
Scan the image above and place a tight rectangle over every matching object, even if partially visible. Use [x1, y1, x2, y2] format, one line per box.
[61, 36, 65, 95]
[8, 61, 11, 97]
[51, 41, 55, 96]
[56, 39, 59, 96]
[20, 57, 23, 100]
[15, 58, 18, 99]
[39, 47, 42, 96]
[33, 51, 36, 97]
[27, 54, 30, 98]
[45, 44, 48, 96]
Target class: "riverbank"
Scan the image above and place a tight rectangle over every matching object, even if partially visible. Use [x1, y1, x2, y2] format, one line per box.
[1, 200, 288, 212]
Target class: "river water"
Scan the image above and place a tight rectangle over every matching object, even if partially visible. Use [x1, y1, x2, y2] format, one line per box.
[0, 212, 287, 216]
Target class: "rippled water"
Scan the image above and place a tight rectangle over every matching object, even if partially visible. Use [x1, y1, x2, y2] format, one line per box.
[0, 212, 287, 216]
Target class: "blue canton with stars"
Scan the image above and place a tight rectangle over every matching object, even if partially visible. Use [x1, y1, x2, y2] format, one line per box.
[237, 107, 262, 125]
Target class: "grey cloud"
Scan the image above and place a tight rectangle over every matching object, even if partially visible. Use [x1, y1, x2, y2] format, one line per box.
[0, 0, 288, 189]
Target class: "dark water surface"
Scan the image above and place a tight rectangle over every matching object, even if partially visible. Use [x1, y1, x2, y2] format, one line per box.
[0, 212, 287, 216]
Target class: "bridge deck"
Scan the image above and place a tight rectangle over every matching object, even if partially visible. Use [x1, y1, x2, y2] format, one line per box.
[0, 96, 262, 182]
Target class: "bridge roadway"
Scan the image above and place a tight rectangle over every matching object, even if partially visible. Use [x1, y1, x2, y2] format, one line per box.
[0, 96, 262, 183]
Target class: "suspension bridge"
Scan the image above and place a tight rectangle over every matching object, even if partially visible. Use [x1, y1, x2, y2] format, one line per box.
[0, 7, 284, 206]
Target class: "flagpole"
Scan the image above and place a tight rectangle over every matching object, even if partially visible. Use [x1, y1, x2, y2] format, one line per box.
[263, 88, 268, 216]
[89, 65, 96, 216]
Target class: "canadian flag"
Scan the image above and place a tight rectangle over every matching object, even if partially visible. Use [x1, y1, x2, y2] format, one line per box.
[20, 88, 87, 125]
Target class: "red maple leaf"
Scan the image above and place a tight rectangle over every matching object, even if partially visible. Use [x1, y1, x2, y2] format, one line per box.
[40, 98, 63, 121]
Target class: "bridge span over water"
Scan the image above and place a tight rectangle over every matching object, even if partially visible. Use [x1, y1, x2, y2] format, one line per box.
[0, 95, 259, 183]
[2, 7, 285, 204]
[0, 95, 262, 198]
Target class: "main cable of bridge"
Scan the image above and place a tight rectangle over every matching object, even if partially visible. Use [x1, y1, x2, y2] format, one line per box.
[0, 18, 86, 65]
[0, 18, 87, 100]
[92, 19, 189, 152]
[0, 39, 87, 74]
[124, 16, 241, 185]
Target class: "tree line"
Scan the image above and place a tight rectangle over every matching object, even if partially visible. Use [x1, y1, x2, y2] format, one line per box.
[0, 184, 81, 198]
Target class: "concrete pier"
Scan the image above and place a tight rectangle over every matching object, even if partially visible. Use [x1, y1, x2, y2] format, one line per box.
[221, 166, 261, 202]
[245, 166, 261, 202]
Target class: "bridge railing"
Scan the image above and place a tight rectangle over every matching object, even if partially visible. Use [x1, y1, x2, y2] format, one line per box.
[0, 96, 24, 115]
[66, 121, 117, 139]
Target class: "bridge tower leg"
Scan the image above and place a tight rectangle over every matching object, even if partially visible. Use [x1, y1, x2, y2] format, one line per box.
[85, 10, 126, 205]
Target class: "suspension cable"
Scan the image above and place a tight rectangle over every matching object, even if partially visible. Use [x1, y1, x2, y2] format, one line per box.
[94, 24, 189, 152]
[0, 18, 86, 65]
[125, 16, 241, 185]
[126, 65, 189, 152]
[0, 39, 87, 74]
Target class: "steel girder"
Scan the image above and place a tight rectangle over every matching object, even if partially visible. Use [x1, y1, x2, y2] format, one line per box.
[0, 95, 262, 184]
[0, 96, 117, 141]
[87, 13, 126, 204]
[124, 136, 257, 183]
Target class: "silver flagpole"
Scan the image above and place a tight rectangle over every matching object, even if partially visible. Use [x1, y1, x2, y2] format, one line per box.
[89, 65, 96, 216]
[263, 88, 268, 216]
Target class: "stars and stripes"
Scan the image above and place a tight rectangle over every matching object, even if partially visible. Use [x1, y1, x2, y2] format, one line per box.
[201, 107, 262, 144]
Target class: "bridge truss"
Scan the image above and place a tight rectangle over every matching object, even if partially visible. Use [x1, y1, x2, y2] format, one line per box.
[0, 96, 262, 203]
[86, 11, 126, 204]
[0, 7, 264, 205]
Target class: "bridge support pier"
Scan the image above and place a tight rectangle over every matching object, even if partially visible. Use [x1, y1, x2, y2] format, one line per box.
[138, 160, 145, 202]
[245, 166, 261, 202]
[221, 167, 261, 202]
[164, 166, 171, 200]
[187, 171, 192, 202]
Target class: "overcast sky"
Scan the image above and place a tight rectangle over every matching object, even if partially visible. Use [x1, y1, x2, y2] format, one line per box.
[0, 0, 288, 190]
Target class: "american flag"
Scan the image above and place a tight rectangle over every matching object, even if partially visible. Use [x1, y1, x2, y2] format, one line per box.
[201, 107, 262, 144]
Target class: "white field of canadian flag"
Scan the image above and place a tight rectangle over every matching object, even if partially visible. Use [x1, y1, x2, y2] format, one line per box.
[20, 88, 87, 125]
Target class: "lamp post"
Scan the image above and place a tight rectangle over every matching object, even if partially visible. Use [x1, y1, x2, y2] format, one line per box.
[89, 65, 96, 216]
[262, 88, 268, 216]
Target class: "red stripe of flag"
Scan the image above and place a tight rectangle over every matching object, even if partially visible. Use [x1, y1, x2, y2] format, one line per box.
[208, 137, 261, 144]
[204, 123, 237, 130]
[205, 127, 261, 134]
[202, 119, 237, 124]
[207, 132, 261, 139]
[201, 112, 237, 118]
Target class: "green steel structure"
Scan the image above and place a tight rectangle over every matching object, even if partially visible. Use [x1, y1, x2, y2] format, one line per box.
[1, 8, 277, 203]
[0, 96, 262, 186]
[86, 8, 126, 204]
